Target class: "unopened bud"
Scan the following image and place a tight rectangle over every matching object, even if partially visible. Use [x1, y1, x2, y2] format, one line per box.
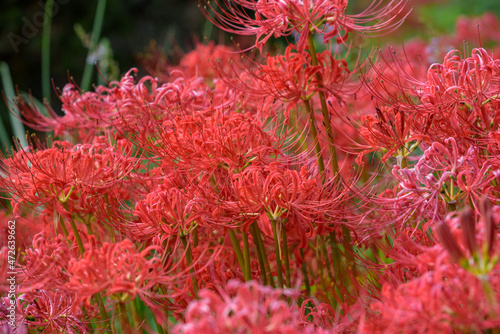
[480, 197, 496, 257]
[460, 207, 477, 255]
[437, 222, 465, 264]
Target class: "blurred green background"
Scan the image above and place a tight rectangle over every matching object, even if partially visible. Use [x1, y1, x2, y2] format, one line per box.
[0, 0, 499, 149]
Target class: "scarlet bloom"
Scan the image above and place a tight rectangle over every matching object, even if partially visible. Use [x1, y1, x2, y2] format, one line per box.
[200, 0, 408, 51]
[149, 109, 280, 175]
[231, 162, 341, 246]
[18, 290, 89, 334]
[357, 106, 417, 164]
[18, 232, 72, 292]
[1, 136, 135, 219]
[366, 205, 500, 334]
[66, 239, 166, 305]
[224, 45, 350, 115]
[134, 186, 208, 241]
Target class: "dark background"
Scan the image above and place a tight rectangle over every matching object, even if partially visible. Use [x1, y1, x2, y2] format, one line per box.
[1, 0, 204, 102]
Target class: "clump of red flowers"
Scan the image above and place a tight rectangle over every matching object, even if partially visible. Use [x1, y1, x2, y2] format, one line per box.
[2, 1, 500, 333]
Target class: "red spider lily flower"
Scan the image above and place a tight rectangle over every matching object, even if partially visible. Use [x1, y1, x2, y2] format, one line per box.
[1, 136, 136, 220]
[450, 13, 500, 58]
[191, 244, 247, 288]
[365, 266, 500, 333]
[66, 239, 166, 305]
[17, 68, 233, 143]
[149, 110, 282, 176]
[386, 137, 495, 226]
[200, 0, 408, 51]
[15, 78, 124, 143]
[437, 204, 500, 271]
[0, 296, 28, 334]
[250, 45, 322, 113]
[17, 232, 73, 292]
[18, 290, 89, 334]
[111, 70, 241, 141]
[133, 186, 209, 240]
[172, 242, 255, 303]
[370, 48, 500, 153]
[222, 45, 350, 115]
[365, 211, 500, 333]
[231, 162, 342, 246]
[416, 48, 500, 116]
[65, 236, 204, 324]
[173, 280, 325, 334]
[356, 106, 419, 165]
[388, 145, 455, 223]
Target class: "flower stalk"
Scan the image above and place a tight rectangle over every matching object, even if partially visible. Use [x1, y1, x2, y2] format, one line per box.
[306, 32, 339, 176]
[242, 230, 251, 281]
[229, 229, 246, 275]
[271, 218, 284, 288]
[181, 235, 199, 298]
[250, 223, 268, 286]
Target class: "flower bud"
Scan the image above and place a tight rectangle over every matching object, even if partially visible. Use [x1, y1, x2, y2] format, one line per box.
[480, 197, 496, 257]
[459, 207, 477, 255]
[436, 222, 465, 264]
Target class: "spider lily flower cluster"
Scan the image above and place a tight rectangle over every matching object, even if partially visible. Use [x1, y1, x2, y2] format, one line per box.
[1, 0, 500, 333]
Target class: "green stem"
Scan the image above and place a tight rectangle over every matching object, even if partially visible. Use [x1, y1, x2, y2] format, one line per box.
[193, 226, 199, 248]
[255, 225, 275, 287]
[103, 193, 116, 242]
[41, 0, 54, 103]
[481, 276, 499, 322]
[155, 317, 165, 334]
[85, 222, 94, 235]
[109, 224, 116, 243]
[129, 299, 140, 330]
[282, 226, 291, 288]
[317, 250, 337, 308]
[58, 215, 70, 239]
[118, 302, 132, 333]
[81, 0, 107, 91]
[0, 69, 10, 147]
[156, 320, 166, 334]
[299, 248, 311, 296]
[242, 231, 251, 281]
[320, 235, 334, 280]
[304, 99, 326, 181]
[181, 236, 199, 298]
[0, 62, 27, 149]
[341, 225, 358, 278]
[401, 154, 408, 169]
[110, 308, 117, 333]
[228, 229, 245, 274]
[210, 175, 219, 192]
[307, 33, 339, 176]
[250, 224, 268, 286]
[69, 216, 84, 255]
[95, 292, 110, 332]
[271, 218, 284, 288]
[329, 232, 342, 279]
[329, 231, 346, 303]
